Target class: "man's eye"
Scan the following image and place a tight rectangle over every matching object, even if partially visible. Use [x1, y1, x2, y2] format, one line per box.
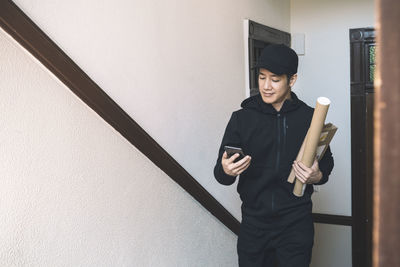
[272, 79, 280, 82]
[259, 77, 266, 80]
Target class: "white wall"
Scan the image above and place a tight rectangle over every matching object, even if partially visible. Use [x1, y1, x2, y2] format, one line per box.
[0, 28, 238, 267]
[291, 0, 375, 216]
[311, 224, 352, 267]
[12, 0, 291, 221]
[2, 0, 373, 264]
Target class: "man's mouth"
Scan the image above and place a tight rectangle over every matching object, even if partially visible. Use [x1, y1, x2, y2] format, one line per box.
[263, 92, 274, 97]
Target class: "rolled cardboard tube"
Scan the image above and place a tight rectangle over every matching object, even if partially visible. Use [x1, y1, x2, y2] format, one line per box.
[293, 97, 330, 197]
[288, 131, 308, 183]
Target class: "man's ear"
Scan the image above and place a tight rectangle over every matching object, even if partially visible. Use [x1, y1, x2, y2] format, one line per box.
[289, 74, 298, 87]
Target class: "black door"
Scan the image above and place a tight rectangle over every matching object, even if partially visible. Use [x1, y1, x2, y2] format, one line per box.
[350, 27, 375, 267]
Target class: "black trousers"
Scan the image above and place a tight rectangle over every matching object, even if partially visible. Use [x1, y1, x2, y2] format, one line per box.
[237, 214, 314, 267]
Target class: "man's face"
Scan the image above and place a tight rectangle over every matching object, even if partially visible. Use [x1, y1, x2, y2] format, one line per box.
[258, 68, 297, 111]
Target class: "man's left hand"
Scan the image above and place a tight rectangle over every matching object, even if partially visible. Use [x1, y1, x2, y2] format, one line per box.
[292, 159, 322, 184]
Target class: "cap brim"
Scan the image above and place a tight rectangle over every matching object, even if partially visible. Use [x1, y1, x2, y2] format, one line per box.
[253, 62, 286, 75]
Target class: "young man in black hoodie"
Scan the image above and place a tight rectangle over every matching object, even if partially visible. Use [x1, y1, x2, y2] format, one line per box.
[214, 44, 334, 267]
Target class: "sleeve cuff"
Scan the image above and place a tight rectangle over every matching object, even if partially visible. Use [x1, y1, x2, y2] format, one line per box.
[214, 165, 237, 185]
[314, 170, 329, 185]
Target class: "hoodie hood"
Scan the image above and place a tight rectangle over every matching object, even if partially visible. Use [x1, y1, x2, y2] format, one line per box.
[241, 91, 304, 114]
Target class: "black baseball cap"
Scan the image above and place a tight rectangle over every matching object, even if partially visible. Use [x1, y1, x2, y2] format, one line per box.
[255, 44, 298, 75]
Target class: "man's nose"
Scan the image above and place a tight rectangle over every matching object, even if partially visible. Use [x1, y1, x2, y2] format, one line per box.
[263, 79, 272, 90]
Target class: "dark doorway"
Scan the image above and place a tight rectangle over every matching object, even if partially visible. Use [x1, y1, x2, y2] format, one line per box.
[247, 20, 290, 96]
[350, 27, 375, 267]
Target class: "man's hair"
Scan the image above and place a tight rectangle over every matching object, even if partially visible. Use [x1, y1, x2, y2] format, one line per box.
[287, 74, 294, 85]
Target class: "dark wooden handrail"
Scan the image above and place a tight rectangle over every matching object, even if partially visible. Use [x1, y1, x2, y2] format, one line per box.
[0, 0, 240, 235]
[312, 213, 352, 226]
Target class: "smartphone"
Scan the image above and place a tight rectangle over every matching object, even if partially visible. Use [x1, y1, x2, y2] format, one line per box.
[224, 145, 245, 162]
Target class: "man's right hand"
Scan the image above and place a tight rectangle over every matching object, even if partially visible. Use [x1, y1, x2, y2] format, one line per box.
[222, 151, 252, 176]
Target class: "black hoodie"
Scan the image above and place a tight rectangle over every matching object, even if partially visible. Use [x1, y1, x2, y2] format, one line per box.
[214, 92, 334, 225]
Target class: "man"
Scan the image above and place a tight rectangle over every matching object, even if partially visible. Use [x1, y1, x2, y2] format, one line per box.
[213, 44, 334, 267]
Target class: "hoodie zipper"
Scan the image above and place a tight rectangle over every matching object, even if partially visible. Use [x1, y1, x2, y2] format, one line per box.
[275, 113, 281, 172]
[275, 114, 288, 172]
[272, 114, 287, 213]
[272, 113, 282, 212]
[283, 115, 287, 153]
